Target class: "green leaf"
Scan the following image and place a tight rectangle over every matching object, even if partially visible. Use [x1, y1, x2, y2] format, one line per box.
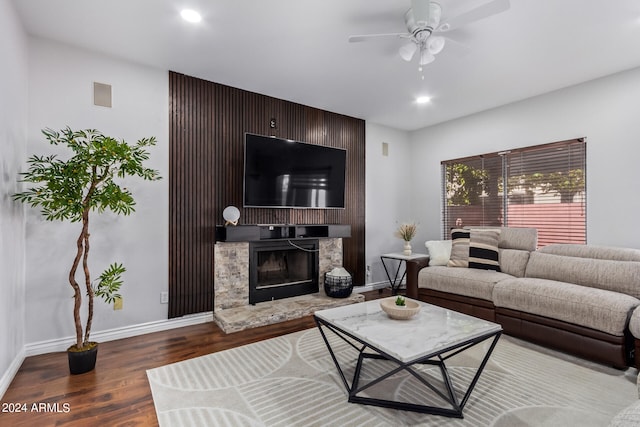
[94, 263, 126, 304]
[12, 127, 162, 221]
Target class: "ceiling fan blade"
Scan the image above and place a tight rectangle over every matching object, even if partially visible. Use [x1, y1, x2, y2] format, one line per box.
[439, 0, 510, 32]
[410, 0, 430, 25]
[348, 32, 411, 43]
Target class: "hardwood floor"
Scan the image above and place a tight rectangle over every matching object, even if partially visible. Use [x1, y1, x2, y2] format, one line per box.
[1, 290, 391, 426]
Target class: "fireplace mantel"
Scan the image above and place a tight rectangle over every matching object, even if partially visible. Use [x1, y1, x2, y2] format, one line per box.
[215, 224, 351, 242]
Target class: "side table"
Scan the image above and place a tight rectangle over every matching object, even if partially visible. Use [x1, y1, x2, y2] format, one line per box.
[380, 252, 429, 295]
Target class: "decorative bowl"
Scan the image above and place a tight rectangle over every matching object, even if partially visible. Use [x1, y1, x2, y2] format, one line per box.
[379, 297, 421, 320]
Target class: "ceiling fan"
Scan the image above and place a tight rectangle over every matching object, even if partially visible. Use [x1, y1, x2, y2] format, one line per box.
[349, 0, 510, 67]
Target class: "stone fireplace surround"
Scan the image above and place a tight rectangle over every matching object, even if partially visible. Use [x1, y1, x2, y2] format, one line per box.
[214, 238, 363, 333]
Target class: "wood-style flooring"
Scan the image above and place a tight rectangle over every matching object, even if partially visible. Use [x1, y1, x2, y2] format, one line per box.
[1, 289, 390, 426]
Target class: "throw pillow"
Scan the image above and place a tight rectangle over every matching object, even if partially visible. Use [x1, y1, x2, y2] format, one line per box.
[425, 240, 452, 266]
[447, 229, 470, 267]
[469, 229, 501, 271]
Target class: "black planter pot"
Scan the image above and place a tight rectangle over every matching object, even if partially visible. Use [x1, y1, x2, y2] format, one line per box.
[67, 343, 98, 375]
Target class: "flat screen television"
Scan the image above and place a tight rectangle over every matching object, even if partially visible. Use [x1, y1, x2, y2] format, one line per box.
[243, 133, 346, 209]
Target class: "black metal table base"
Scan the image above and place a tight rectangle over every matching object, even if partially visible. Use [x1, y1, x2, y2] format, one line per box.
[380, 256, 407, 296]
[315, 316, 501, 418]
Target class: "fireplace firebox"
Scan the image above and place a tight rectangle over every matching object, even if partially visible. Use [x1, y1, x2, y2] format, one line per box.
[249, 240, 319, 304]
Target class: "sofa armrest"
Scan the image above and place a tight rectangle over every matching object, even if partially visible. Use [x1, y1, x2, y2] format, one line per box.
[405, 257, 430, 299]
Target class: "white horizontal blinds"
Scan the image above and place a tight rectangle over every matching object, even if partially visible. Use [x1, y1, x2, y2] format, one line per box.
[441, 138, 586, 245]
[505, 139, 586, 246]
[441, 154, 503, 238]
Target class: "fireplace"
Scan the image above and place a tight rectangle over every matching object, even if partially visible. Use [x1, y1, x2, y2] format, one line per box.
[213, 238, 353, 331]
[249, 240, 319, 304]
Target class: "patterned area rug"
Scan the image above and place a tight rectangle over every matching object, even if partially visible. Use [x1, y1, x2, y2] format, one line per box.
[147, 328, 637, 426]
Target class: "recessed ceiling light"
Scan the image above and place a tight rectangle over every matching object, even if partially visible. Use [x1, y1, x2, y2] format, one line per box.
[416, 96, 431, 104]
[180, 9, 202, 23]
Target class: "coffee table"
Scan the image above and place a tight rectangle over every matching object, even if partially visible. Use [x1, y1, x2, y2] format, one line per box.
[314, 299, 502, 418]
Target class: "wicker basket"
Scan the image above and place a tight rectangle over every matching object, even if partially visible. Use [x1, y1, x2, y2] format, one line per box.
[324, 272, 353, 298]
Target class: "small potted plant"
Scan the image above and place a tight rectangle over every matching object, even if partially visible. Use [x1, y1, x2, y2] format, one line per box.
[380, 295, 421, 320]
[13, 127, 161, 374]
[395, 222, 418, 255]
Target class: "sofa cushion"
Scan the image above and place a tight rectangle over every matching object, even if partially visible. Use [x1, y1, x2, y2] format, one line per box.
[498, 227, 538, 251]
[540, 244, 640, 262]
[469, 229, 501, 271]
[425, 240, 452, 266]
[448, 229, 470, 267]
[460, 226, 538, 251]
[493, 278, 640, 336]
[498, 249, 530, 278]
[525, 251, 640, 299]
[418, 265, 514, 301]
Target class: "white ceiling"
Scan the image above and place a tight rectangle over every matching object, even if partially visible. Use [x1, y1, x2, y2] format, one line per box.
[12, 0, 640, 131]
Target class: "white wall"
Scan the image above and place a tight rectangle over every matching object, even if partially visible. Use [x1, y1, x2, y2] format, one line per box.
[409, 66, 640, 249]
[0, 0, 28, 398]
[365, 122, 412, 284]
[25, 38, 169, 345]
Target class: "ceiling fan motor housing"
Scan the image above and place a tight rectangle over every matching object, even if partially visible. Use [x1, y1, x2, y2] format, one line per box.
[405, 2, 441, 33]
[405, 1, 442, 45]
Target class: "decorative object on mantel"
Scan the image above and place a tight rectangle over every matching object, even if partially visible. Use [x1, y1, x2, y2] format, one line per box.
[395, 222, 418, 255]
[324, 267, 353, 298]
[222, 205, 240, 226]
[12, 127, 161, 375]
[380, 296, 421, 320]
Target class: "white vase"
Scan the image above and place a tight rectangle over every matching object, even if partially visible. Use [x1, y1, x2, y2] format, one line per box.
[403, 240, 412, 256]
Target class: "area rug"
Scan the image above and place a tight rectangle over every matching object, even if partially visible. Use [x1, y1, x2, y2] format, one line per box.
[147, 328, 637, 426]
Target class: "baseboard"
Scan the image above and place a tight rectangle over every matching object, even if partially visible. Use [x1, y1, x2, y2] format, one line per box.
[24, 312, 214, 356]
[0, 348, 25, 400]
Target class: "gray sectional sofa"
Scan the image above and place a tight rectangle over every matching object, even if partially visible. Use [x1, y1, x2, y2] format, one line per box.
[406, 227, 640, 368]
[608, 310, 640, 425]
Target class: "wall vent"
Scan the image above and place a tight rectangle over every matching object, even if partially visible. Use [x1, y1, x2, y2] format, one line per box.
[93, 82, 112, 108]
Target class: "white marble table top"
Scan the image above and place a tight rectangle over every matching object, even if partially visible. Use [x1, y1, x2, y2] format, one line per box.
[315, 298, 502, 363]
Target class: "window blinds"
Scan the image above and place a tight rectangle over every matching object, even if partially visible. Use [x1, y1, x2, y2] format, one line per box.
[441, 138, 586, 246]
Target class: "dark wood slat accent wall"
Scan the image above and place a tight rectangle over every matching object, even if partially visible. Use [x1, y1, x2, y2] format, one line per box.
[169, 71, 366, 318]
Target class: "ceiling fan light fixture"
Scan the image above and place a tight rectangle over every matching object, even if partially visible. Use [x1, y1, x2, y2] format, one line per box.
[419, 49, 435, 65]
[399, 42, 418, 61]
[427, 36, 445, 55]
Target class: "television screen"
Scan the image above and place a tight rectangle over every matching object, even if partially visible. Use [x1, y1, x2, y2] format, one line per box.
[244, 133, 346, 209]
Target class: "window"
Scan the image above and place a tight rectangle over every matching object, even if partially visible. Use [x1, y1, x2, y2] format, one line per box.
[442, 138, 586, 246]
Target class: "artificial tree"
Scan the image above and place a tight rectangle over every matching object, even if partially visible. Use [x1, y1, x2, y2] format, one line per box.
[13, 127, 161, 361]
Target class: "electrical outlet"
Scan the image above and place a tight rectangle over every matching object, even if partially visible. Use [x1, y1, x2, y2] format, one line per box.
[113, 297, 123, 311]
[160, 291, 169, 304]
